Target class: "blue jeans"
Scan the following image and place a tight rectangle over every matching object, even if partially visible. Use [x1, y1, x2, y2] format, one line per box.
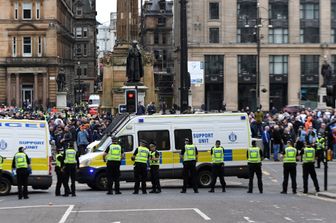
[273, 144, 280, 161]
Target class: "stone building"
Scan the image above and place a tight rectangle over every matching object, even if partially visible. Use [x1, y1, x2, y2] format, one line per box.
[0, 0, 75, 108]
[174, 0, 336, 111]
[73, 0, 97, 103]
[143, 0, 174, 105]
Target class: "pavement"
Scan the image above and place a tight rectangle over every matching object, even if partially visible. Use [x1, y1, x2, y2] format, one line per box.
[0, 161, 336, 223]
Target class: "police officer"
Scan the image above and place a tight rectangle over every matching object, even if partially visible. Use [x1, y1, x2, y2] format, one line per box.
[103, 137, 124, 195]
[63, 142, 79, 197]
[302, 143, 320, 194]
[149, 143, 161, 193]
[180, 138, 198, 193]
[315, 134, 325, 168]
[12, 147, 30, 199]
[55, 149, 65, 196]
[280, 140, 297, 194]
[132, 140, 150, 194]
[209, 140, 226, 193]
[247, 140, 263, 194]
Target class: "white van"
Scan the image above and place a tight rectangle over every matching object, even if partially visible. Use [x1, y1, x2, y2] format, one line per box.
[0, 119, 52, 195]
[88, 94, 100, 108]
[77, 113, 251, 190]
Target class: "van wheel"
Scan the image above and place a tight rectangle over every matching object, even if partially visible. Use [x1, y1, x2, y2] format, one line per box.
[0, 178, 11, 196]
[198, 170, 212, 188]
[95, 172, 107, 191]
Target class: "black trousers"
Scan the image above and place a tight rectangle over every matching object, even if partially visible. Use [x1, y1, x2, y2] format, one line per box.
[316, 150, 323, 168]
[303, 162, 320, 193]
[248, 163, 263, 193]
[134, 163, 147, 193]
[16, 168, 29, 198]
[150, 165, 161, 192]
[210, 163, 226, 190]
[282, 163, 297, 193]
[63, 164, 77, 195]
[106, 161, 121, 193]
[55, 167, 65, 195]
[182, 160, 198, 192]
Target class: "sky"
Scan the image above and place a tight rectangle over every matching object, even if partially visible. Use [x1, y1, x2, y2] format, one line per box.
[96, 0, 117, 25]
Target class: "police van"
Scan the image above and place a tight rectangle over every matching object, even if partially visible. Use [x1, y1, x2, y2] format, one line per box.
[78, 113, 251, 190]
[0, 119, 52, 195]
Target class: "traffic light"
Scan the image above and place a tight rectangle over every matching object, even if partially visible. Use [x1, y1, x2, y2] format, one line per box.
[125, 90, 137, 113]
[326, 85, 335, 108]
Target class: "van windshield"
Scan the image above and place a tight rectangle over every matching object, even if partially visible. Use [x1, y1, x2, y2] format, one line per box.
[89, 99, 99, 105]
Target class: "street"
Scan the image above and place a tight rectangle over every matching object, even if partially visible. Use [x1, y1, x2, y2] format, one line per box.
[0, 162, 335, 223]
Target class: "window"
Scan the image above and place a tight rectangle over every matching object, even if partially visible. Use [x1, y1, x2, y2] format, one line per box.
[332, 3, 336, 20]
[76, 27, 82, 38]
[14, 1, 18, 19]
[154, 31, 159, 44]
[118, 135, 133, 152]
[301, 55, 319, 76]
[12, 37, 17, 57]
[76, 7, 82, 16]
[76, 44, 81, 55]
[138, 130, 170, 151]
[269, 56, 288, 75]
[83, 67, 87, 76]
[38, 36, 42, 56]
[237, 28, 256, 43]
[209, 2, 219, 20]
[332, 29, 336, 44]
[36, 0, 40, 19]
[22, 37, 32, 57]
[269, 3, 288, 19]
[300, 3, 319, 20]
[174, 129, 192, 150]
[269, 28, 288, 44]
[204, 55, 224, 83]
[83, 43, 87, 56]
[83, 27, 88, 37]
[162, 34, 167, 44]
[22, 2, 32, 20]
[238, 55, 256, 77]
[300, 28, 319, 43]
[209, 28, 219, 43]
[158, 17, 166, 26]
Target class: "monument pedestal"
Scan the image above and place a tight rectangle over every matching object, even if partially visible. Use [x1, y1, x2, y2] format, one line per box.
[317, 87, 327, 109]
[56, 92, 67, 109]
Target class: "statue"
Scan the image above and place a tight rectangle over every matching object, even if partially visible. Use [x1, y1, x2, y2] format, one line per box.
[126, 40, 144, 82]
[56, 73, 66, 92]
[321, 60, 332, 87]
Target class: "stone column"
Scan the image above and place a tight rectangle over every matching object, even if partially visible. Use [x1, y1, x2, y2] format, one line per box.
[289, 0, 300, 43]
[259, 55, 269, 111]
[43, 73, 48, 108]
[320, 0, 331, 43]
[34, 73, 38, 105]
[6, 73, 11, 106]
[142, 52, 157, 105]
[15, 73, 20, 106]
[223, 0, 237, 43]
[224, 55, 238, 111]
[288, 55, 301, 105]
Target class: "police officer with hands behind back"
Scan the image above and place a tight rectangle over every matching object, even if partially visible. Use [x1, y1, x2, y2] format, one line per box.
[103, 137, 124, 195]
[63, 142, 79, 197]
[209, 140, 226, 193]
[12, 147, 30, 200]
[302, 142, 320, 194]
[280, 140, 297, 194]
[55, 148, 65, 196]
[180, 138, 198, 194]
[132, 140, 150, 194]
[247, 140, 263, 194]
[149, 143, 161, 193]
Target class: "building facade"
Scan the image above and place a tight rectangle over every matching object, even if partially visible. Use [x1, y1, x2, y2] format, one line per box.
[174, 0, 336, 111]
[143, 0, 174, 105]
[73, 0, 97, 103]
[0, 0, 75, 108]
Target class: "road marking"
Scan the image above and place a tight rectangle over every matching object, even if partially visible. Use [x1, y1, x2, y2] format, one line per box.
[193, 208, 211, 221]
[0, 204, 72, 210]
[273, 205, 280, 209]
[72, 208, 211, 221]
[262, 171, 270, 176]
[243, 217, 255, 223]
[0, 200, 3, 202]
[271, 179, 278, 183]
[59, 205, 75, 223]
[306, 219, 324, 221]
[284, 217, 295, 222]
[298, 193, 336, 203]
[111, 222, 120, 223]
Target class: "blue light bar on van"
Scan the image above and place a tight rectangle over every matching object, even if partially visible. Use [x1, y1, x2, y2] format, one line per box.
[241, 116, 246, 120]
[138, 118, 144, 123]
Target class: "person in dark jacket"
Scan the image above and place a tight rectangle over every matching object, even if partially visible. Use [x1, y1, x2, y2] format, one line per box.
[12, 147, 30, 199]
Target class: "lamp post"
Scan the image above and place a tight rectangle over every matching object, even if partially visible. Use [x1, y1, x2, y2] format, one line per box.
[180, 0, 189, 113]
[77, 61, 81, 103]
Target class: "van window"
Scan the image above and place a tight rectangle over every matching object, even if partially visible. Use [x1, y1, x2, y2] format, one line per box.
[138, 130, 170, 151]
[118, 135, 133, 152]
[174, 129, 192, 150]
